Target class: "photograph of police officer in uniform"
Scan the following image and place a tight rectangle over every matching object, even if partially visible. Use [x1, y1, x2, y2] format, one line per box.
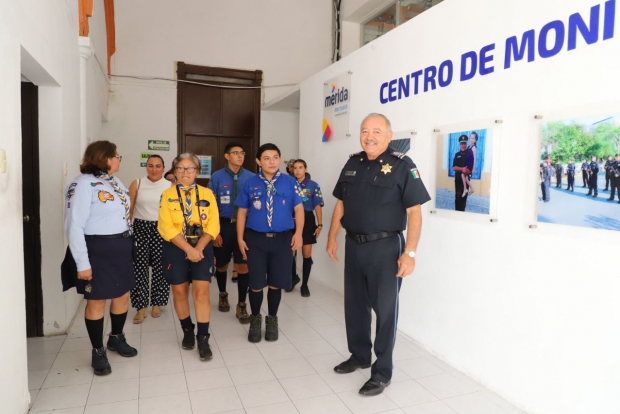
[435, 128, 492, 214]
[537, 113, 620, 231]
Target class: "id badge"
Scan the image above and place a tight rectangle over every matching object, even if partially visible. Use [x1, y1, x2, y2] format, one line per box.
[221, 195, 231, 204]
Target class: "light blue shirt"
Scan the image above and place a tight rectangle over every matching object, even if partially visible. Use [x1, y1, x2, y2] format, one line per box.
[64, 174, 131, 271]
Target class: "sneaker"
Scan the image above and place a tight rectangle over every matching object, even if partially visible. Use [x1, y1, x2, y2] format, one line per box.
[248, 314, 262, 343]
[91, 347, 111, 376]
[285, 275, 301, 292]
[107, 333, 138, 357]
[300, 285, 310, 297]
[265, 315, 279, 342]
[197, 334, 213, 361]
[182, 324, 196, 350]
[236, 302, 250, 324]
[219, 292, 230, 312]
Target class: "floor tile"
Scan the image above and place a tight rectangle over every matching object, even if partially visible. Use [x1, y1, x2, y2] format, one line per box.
[305, 352, 350, 373]
[294, 393, 352, 414]
[29, 389, 38, 410]
[402, 401, 456, 414]
[245, 401, 299, 414]
[302, 314, 340, 328]
[139, 372, 187, 399]
[268, 357, 317, 379]
[30, 383, 90, 412]
[185, 367, 233, 391]
[228, 362, 277, 385]
[443, 392, 508, 414]
[214, 333, 256, 350]
[397, 358, 445, 379]
[477, 389, 525, 414]
[34, 408, 84, 414]
[415, 373, 480, 400]
[84, 399, 138, 414]
[27, 338, 65, 355]
[92, 359, 140, 383]
[182, 350, 227, 371]
[138, 392, 192, 414]
[258, 343, 302, 362]
[221, 347, 265, 367]
[28, 353, 57, 372]
[313, 323, 347, 339]
[210, 321, 248, 338]
[189, 386, 243, 414]
[293, 338, 337, 357]
[87, 378, 140, 406]
[140, 329, 179, 345]
[280, 373, 333, 400]
[140, 341, 181, 359]
[52, 350, 92, 369]
[139, 355, 183, 377]
[319, 369, 368, 393]
[42, 365, 93, 388]
[337, 389, 399, 414]
[236, 380, 290, 408]
[28, 369, 49, 390]
[282, 327, 323, 344]
[60, 337, 93, 353]
[383, 380, 438, 407]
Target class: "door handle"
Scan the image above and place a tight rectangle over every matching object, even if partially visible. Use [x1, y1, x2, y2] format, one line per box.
[23, 215, 30, 223]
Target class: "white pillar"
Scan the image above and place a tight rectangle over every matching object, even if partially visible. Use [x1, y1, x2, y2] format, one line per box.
[79, 36, 94, 154]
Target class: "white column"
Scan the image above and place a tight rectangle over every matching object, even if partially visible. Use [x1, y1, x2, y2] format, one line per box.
[79, 36, 94, 154]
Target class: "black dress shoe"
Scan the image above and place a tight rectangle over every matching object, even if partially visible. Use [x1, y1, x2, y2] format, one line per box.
[359, 379, 390, 396]
[334, 359, 371, 374]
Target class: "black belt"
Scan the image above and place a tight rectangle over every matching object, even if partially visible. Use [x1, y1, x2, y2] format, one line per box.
[347, 231, 399, 244]
[220, 217, 237, 223]
[248, 229, 292, 238]
[85, 231, 131, 239]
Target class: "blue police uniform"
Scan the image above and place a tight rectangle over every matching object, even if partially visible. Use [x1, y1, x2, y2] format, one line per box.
[236, 171, 303, 290]
[542, 165, 552, 202]
[587, 161, 599, 196]
[333, 149, 431, 384]
[209, 166, 255, 265]
[581, 161, 589, 187]
[61, 174, 135, 299]
[566, 162, 575, 191]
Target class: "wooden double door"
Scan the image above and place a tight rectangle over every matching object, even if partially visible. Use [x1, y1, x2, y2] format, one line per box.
[177, 63, 262, 186]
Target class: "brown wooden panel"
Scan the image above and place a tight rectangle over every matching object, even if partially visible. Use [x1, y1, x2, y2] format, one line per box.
[182, 84, 221, 135]
[222, 88, 256, 136]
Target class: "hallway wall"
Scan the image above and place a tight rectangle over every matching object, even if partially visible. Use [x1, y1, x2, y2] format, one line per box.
[299, 0, 620, 413]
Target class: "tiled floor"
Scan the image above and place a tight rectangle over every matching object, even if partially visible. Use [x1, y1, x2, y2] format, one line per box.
[27, 277, 526, 414]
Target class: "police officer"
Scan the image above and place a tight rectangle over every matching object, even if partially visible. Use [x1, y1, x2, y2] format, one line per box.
[209, 142, 255, 323]
[452, 135, 469, 211]
[581, 159, 589, 188]
[566, 159, 575, 191]
[327, 113, 430, 397]
[604, 155, 613, 191]
[541, 161, 551, 202]
[587, 155, 599, 197]
[540, 162, 547, 201]
[608, 154, 620, 202]
[236, 143, 304, 343]
[555, 160, 563, 188]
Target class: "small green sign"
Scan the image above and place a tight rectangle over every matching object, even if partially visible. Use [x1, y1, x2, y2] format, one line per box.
[148, 140, 170, 151]
[140, 152, 153, 160]
[140, 162, 147, 167]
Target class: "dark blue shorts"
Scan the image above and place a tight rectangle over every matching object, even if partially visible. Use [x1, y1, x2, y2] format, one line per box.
[162, 241, 214, 285]
[214, 219, 246, 268]
[244, 229, 293, 290]
[302, 210, 317, 246]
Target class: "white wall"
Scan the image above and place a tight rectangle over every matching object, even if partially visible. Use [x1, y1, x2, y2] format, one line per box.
[299, 0, 620, 413]
[261, 110, 300, 163]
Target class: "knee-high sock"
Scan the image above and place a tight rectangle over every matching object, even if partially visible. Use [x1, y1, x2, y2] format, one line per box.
[267, 288, 282, 316]
[302, 257, 313, 287]
[110, 311, 128, 336]
[249, 289, 264, 316]
[237, 272, 249, 303]
[85, 317, 104, 349]
[215, 270, 227, 293]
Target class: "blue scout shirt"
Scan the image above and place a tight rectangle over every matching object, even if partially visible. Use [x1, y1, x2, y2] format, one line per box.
[64, 174, 131, 271]
[209, 166, 255, 219]
[236, 171, 303, 233]
[298, 175, 324, 212]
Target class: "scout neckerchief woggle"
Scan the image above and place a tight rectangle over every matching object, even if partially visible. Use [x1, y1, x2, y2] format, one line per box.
[177, 182, 196, 238]
[225, 164, 243, 219]
[259, 170, 281, 230]
[98, 171, 133, 235]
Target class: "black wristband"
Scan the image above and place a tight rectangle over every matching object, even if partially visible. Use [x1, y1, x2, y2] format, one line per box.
[317, 224, 323, 227]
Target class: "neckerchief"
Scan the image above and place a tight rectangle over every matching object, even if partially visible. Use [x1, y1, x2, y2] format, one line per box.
[225, 165, 244, 218]
[97, 172, 133, 235]
[259, 170, 281, 230]
[177, 182, 196, 237]
[298, 174, 310, 190]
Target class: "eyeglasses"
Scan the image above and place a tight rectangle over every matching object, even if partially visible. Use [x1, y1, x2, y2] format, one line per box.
[114, 155, 123, 161]
[175, 166, 198, 173]
[228, 151, 246, 156]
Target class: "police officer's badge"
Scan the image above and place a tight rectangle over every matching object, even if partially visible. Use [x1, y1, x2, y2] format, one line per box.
[381, 163, 393, 175]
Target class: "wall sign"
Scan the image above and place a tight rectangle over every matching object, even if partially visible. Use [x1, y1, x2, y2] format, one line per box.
[197, 155, 212, 179]
[322, 71, 351, 142]
[148, 140, 170, 151]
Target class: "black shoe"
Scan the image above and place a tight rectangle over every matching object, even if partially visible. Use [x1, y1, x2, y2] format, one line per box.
[608, 198, 614, 201]
[219, 292, 231, 312]
[300, 285, 310, 297]
[182, 324, 196, 350]
[265, 315, 279, 342]
[587, 192, 592, 196]
[285, 275, 301, 292]
[571, 189, 574, 192]
[594, 193, 598, 198]
[197, 334, 213, 361]
[334, 358, 371, 374]
[91, 347, 112, 376]
[107, 333, 138, 357]
[359, 379, 390, 396]
[248, 314, 262, 343]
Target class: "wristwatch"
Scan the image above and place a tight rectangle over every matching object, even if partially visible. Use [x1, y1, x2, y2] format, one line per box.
[404, 250, 416, 258]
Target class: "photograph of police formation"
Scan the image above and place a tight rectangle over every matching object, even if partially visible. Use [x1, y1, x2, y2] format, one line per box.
[59, 113, 430, 396]
[537, 113, 620, 231]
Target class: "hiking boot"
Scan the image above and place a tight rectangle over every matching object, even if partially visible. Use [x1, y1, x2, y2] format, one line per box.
[107, 333, 138, 357]
[265, 315, 279, 342]
[285, 275, 301, 292]
[248, 314, 262, 343]
[91, 347, 111, 376]
[236, 302, 250, 324]
[182, 324, 196, 350]
[219, 292, 230, 312]
[300, 285, 310, 297]
[197, 334, 213, 361]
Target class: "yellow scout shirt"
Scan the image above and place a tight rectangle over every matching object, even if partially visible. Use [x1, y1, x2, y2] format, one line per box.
[158, 184, 220, 242]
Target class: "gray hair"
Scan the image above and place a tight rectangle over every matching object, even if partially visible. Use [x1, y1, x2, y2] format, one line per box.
[173, 153, 201, 173]
[361, 113, 392, 132]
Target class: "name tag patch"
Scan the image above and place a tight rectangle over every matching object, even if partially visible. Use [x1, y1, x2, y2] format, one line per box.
[345, 171, 356, 176]
[221, 196, 231, 204]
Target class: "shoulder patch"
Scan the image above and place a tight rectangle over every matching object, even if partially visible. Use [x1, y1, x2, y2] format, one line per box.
[349, 151, 363, 158]
[389, 151, 415, 168]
